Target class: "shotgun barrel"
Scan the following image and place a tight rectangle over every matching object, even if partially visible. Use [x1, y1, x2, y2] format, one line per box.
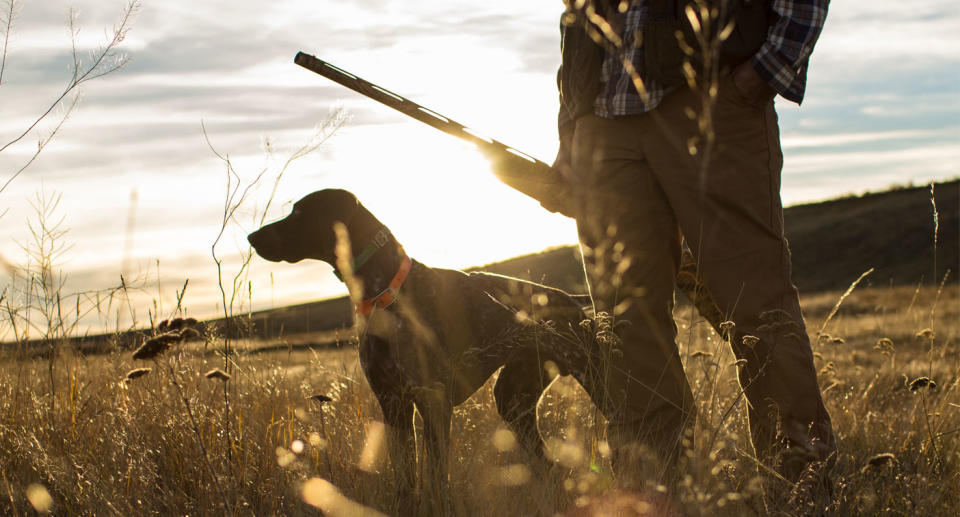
[293, 52, 573, 216]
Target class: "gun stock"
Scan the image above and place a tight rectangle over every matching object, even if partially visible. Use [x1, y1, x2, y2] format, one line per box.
[294, 52, 573, 216]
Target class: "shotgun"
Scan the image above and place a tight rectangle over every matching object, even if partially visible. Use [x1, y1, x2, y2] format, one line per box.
[293, 52, 573, 217]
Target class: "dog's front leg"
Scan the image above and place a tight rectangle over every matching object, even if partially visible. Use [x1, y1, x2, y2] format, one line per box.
[413, 383, 453, 516]
[361, 336, 421, 513]
[376, 391, 418, 515]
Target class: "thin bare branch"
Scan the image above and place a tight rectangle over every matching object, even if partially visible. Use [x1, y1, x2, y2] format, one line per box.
[0, 95, 80, 194]
[0, 0, 140, 194]
[0, 0, 16, 86]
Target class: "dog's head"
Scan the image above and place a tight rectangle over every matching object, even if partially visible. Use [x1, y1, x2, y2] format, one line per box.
[247, 189, 379, 265]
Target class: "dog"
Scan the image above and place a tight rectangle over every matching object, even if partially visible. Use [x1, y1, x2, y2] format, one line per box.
[248, 189, 606, 513]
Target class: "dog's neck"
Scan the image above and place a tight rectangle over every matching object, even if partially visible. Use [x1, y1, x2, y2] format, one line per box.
[339, 234, 408, 301]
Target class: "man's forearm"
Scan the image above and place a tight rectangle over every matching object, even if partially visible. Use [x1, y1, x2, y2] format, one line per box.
[751, 0, 830, 102]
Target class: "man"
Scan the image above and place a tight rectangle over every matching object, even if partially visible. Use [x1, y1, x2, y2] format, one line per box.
[554, 0, 835, 499]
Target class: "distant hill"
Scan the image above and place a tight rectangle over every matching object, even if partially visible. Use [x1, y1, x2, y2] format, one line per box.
[479, 180, 959, 293]
[784, 181, 957, 291]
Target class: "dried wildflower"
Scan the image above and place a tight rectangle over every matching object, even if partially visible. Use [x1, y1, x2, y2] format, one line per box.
[579, 319, 594, 332]
[818, 362, 836, 377]
[132, 332, 180, 360]
[309, 394, 333, 403]
[830, 337, 845, 345]
[741, 335, 760, 348]
[909, 377, 937, 392]
[916, 328, 935, 340]
[874, 338, 895, 353]
[594, 312, 621, 349]
[123, 368, 151, 383]
[204, 368, 231, 382]
[718, 320, 736, 335]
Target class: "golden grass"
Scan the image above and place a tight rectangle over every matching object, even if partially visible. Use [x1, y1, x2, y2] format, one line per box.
[0, 285, 957, 515]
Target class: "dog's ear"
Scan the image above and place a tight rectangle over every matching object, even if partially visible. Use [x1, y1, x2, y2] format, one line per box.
[316, 189, 360, 224]
[319, 189, 387, 242]
[297, 189, 361, 230]
[298, 189, 364, 262]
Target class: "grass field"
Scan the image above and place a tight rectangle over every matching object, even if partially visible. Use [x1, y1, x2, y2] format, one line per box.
[1, 282, 956, 516]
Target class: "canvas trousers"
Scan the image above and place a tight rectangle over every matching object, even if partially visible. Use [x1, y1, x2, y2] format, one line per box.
[568, 73, 835, 483]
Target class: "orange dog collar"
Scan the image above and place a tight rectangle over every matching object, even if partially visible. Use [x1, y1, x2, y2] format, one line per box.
[356, 255, 412, 316]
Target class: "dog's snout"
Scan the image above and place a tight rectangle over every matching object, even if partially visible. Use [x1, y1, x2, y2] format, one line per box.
[247, 225, 288, 262]
[247, 228, 268, 251]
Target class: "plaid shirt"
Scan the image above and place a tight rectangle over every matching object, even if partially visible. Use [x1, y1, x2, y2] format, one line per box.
[594, 0, 829, 117]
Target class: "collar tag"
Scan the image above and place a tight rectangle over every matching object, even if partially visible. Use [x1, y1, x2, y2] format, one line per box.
[332, 227, 391, 282]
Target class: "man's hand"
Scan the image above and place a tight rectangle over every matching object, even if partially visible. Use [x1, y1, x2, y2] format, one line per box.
[732, 60, 775, 105]
[552, 147, 573, 182]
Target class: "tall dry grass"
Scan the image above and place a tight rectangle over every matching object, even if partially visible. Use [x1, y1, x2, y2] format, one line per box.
[0, 282, 956, 515]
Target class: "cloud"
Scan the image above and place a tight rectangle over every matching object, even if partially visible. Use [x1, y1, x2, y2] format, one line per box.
[782, 128, 956, 149]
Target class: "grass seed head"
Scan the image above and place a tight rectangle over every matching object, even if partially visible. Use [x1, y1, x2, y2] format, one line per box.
[909, 377, 937, 392]
[866, 452, 896, 467]
[132, 332, 180, 360]
[204, 368, 231, 382]
[123, 367, 151, 383]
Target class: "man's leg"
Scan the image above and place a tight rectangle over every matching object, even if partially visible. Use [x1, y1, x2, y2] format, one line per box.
[643, 75, 835, 485]
[570, 114, 695, 481]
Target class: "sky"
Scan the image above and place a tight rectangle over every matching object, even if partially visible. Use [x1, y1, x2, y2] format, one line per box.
[1, 0, 958, 336]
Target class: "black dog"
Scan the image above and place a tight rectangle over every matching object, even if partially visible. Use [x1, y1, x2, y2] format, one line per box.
[248, 189, 605, 512]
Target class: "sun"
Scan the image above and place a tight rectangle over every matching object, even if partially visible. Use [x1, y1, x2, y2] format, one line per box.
[307, 120, 577, 272]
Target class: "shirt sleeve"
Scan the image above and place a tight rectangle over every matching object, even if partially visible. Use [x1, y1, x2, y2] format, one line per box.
[751, 0, 830, 104]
